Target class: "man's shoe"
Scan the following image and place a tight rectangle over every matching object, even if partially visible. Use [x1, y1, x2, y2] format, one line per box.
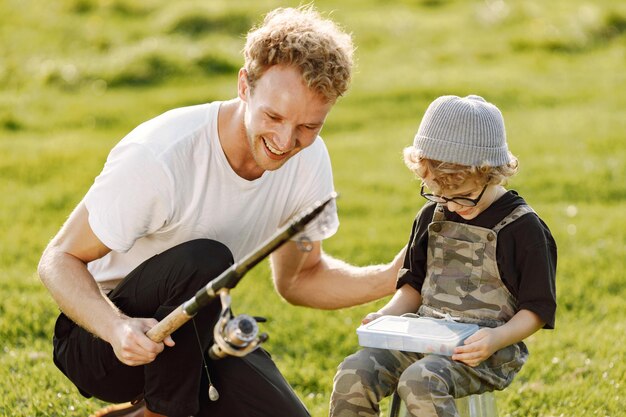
[89, 399, 146, 417]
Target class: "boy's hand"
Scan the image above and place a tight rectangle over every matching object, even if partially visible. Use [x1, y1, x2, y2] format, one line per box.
[361, 312, 383, 325]
[451, 327, 500, 367]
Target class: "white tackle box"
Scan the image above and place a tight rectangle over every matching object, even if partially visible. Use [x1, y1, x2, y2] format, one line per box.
[357, 315, 479, 356]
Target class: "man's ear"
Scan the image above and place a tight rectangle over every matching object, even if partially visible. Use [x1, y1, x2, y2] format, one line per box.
[237, 68, 249, 102]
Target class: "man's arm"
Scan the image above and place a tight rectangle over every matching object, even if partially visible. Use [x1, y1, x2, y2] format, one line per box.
[38, 201, 172, 366]
[270, 240, 405, 309]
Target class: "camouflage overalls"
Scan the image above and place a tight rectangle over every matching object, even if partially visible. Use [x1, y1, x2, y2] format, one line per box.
[330, 204, 534, 417]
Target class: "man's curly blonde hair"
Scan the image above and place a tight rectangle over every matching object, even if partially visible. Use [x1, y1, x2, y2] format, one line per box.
[243, 6, 354, 103]
[403, 146, 519, 193]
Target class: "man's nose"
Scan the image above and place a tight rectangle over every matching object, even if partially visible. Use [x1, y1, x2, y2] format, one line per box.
[274, 124, 296, 151]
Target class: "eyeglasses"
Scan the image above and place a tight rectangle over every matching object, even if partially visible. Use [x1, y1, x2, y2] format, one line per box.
[420, 183, 488, 207]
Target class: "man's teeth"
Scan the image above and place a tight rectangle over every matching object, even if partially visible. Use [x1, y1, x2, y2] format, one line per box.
[263, 137, 286, 155]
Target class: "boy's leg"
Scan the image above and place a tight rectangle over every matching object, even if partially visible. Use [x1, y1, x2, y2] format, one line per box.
[330, 348, 417, 417]
[398, 344, 527, 417]
[397, 355, 466, 417]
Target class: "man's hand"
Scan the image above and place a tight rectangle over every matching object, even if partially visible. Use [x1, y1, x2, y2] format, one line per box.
[451, 327, 500, 367]
[110, 317, 175, 366]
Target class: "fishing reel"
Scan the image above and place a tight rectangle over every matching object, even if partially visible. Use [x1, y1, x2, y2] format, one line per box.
[208, 290, 269, 360]
[202, 290, 269, 401]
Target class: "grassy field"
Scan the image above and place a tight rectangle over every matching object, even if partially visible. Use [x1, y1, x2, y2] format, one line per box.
[1, 0, 625, 416]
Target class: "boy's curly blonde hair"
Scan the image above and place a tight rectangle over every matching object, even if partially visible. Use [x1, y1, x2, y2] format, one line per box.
[243, 6, 354, 103]
[403, 146, 519, 193]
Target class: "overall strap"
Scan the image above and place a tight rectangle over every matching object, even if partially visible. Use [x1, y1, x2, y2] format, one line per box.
[492, 204, 535, 234]
[432, 204, 446, 222]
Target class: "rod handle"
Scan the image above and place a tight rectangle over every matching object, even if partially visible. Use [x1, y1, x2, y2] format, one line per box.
[146, 305, 192, 342]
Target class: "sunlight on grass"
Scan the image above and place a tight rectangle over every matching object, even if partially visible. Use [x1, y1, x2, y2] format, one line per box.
[1, 0, 624, 416]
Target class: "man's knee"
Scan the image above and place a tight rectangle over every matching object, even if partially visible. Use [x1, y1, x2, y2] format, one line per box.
[166, 239, 234, 288]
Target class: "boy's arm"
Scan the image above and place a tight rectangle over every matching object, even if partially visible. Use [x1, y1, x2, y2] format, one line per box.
[452, 309, 544, 367]
[361, 284, 423, 324]
[270, 240, 406, 309]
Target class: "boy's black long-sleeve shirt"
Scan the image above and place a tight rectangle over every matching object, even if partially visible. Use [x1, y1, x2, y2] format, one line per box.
[396, 190, 557, 329]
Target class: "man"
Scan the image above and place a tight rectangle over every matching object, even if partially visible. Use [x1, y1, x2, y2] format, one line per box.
[38, 6, 404, 417]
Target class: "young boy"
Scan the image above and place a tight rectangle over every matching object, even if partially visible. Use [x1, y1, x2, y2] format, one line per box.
[329, 95, 557, 417]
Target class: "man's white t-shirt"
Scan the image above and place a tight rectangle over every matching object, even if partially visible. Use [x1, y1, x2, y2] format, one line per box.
[84, 101, 339, 291]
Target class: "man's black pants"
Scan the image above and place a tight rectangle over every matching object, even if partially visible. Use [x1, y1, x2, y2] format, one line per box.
[52, 239, 310, 417]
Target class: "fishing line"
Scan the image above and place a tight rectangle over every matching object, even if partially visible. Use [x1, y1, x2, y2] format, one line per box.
[192, 318, 219, 401]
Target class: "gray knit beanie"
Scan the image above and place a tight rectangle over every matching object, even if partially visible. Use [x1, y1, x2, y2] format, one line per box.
[412, 95, 511, 166]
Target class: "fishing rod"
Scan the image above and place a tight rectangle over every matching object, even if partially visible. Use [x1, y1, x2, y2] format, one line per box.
[146, 192, 337, 343]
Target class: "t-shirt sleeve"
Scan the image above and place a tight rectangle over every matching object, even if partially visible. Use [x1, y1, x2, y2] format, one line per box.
[513, 216, 558, 329]
[84, 143, 172, 253]
[396, 203, 434, 293]
[291, 138, 339, 243]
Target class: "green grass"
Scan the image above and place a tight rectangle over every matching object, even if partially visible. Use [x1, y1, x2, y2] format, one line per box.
[1, 0, 625, 416]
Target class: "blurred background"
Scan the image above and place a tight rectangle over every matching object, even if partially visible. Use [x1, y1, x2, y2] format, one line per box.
[1, 0, 624, 416]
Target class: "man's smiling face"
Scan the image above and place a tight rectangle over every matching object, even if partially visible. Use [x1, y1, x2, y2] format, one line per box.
[240, 64, 334, 173]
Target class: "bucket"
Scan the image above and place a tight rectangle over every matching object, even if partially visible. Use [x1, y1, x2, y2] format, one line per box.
[389, 391, 498, 417]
